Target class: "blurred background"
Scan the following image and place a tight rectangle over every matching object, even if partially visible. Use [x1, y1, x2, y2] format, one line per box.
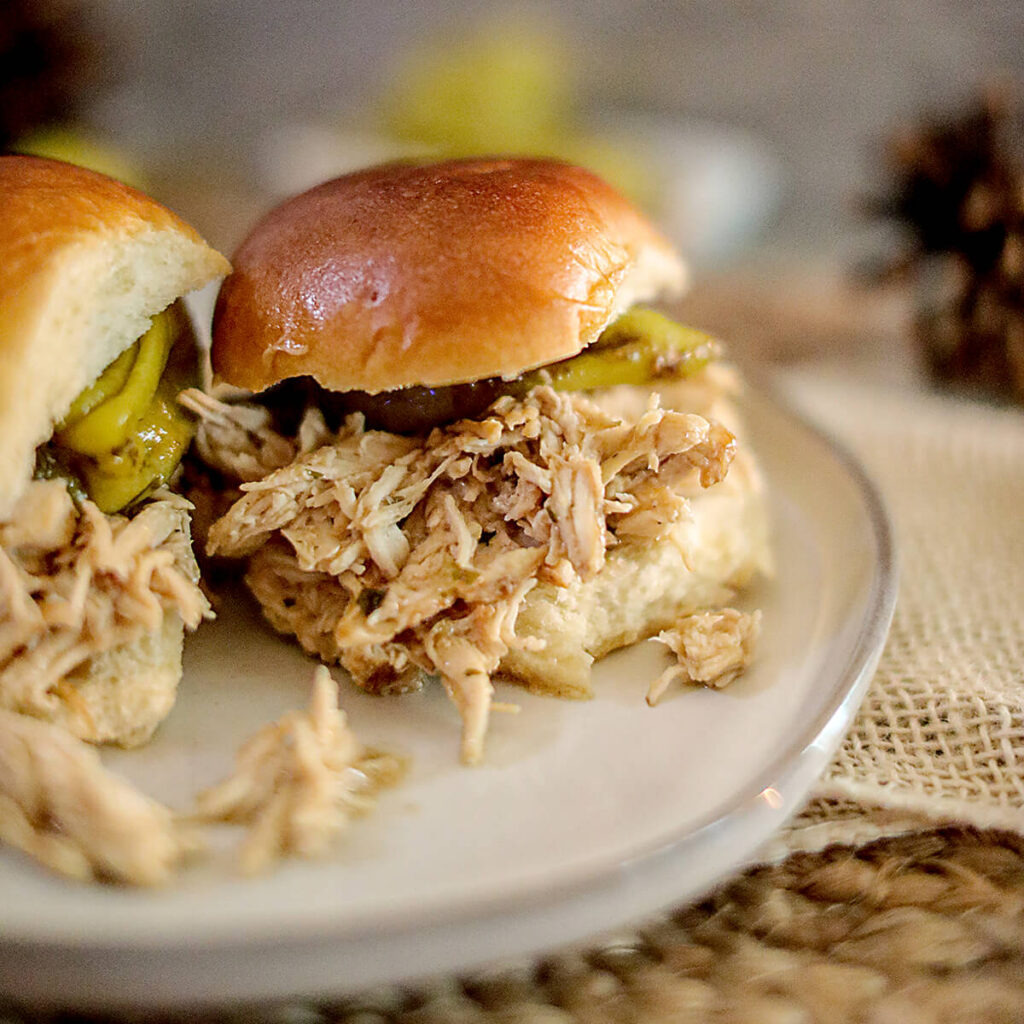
[4, 0, 1024, 385]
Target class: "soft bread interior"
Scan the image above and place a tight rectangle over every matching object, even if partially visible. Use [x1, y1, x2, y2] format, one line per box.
[604, 238, 689, 330]
[51, 612, 187, 749]
[0, 231, 229, 518]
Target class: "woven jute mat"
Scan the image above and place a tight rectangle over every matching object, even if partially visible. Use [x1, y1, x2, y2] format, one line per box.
[4, 827, 1024, 1023]
[270, 826, 1024, 1024]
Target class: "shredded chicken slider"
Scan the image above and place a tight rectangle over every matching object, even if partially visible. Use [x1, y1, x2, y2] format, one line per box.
[200, 158, 769, 763]
[0, 155, 230, 747]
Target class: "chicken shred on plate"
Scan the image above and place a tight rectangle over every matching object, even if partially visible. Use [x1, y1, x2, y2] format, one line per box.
[648, 607, 762, 705]
[0, 707, 194, 885]
[193, 665, 402, 875]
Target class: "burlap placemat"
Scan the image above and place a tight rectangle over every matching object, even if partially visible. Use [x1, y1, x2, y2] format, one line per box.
[774, 370, 1024, 856]
[4, 372, 1024, 1022]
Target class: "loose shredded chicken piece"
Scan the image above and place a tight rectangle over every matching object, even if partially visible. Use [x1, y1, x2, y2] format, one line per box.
[647, 608, 762, 705]
[179, 387, 331, 484]
[0, 481, 210, 728]
[193, 666, 402, 875]
[0, 709, 195, 885]
[203, 387, 735, 763]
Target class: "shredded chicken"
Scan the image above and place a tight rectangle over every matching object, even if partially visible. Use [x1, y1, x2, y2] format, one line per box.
[193, 666, 402, 875]
[0, 708, 195, 885]
[0, 663, 398, 884]
[201, 386, 736, 763]
[0, 480, 210, 730]
[647, 608, 762, 705]
[180, 386, 331, 483]
[178, 387, 340, 559]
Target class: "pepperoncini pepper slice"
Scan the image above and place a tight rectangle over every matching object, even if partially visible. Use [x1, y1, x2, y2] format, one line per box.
[76, 380, 195, 513]
[56, 308, 175, 456]
[59, 345, 136, 428]
[47, 301, 200, 513]
[316, 308, 722, 435]
[511, 308, 719, 395]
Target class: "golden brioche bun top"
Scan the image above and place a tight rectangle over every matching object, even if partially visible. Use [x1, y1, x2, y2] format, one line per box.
[212, 158, 686, 394]
[0, 155, 231, 518]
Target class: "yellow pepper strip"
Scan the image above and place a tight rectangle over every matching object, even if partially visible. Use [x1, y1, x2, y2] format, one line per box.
[512, 309, 720, 395]
[56, 309, 174, 457]
[334, 309, 721, 435]
[46, 301, 200, 513]
[77, 378, 195, 514]
[59, 345, 137, 430]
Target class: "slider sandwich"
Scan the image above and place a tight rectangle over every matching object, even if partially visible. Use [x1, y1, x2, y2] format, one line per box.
[0, 155, 230, 747]
[194, 158, 770, 763]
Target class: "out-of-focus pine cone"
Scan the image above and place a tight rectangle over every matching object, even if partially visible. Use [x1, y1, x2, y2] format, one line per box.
[0, 0, 104, 151]
[868, 86, 1024, 402]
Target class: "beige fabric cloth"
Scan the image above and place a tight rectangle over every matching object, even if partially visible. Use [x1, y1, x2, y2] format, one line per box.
[769, 368, 1024, 856]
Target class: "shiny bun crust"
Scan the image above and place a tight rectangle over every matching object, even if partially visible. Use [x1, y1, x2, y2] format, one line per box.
[212, 158, 686, 394]
[0, 155, 231, 518]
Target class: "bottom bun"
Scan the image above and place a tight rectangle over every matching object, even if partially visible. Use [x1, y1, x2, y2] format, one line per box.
[0, 484, 208, 751]
[50, 612, 187, 749]
[503, 443, 770, 698]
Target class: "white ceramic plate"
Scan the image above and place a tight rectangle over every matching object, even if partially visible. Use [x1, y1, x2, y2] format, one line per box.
[0, 386, 896, 1011]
